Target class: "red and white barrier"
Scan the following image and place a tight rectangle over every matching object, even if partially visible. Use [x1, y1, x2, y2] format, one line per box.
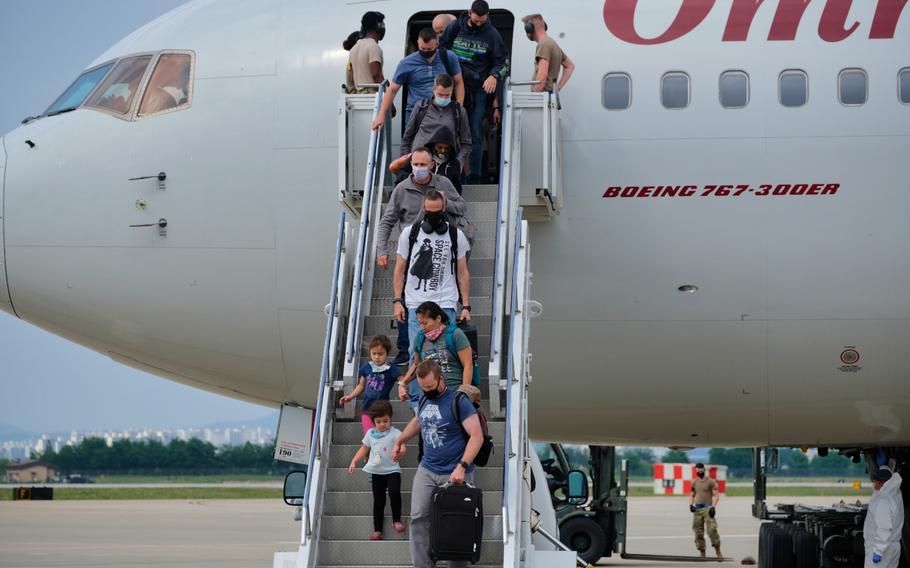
[653, 463, 727, 495]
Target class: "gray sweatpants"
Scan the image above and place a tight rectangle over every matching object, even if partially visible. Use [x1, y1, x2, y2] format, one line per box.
[409, 464, 475, 568]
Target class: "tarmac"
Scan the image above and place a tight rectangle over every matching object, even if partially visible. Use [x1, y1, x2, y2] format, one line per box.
[0, 495, 867, 567]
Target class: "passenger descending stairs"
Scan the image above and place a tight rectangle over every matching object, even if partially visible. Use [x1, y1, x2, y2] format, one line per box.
[316, 183, 505, 567]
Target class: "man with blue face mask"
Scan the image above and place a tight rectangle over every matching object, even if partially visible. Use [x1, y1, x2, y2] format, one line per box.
[376, 148, 466, 366]
[400, 74, 472, 180]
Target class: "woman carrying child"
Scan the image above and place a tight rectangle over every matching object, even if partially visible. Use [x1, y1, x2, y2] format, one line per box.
[340, 335, 401, 433]
[347, 400, 406, 540]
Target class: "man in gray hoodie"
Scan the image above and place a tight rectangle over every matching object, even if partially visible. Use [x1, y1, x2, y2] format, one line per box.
[377, 148, 466, 364]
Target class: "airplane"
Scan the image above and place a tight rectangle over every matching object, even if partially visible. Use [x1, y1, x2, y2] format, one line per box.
[0, 0, 907, 564]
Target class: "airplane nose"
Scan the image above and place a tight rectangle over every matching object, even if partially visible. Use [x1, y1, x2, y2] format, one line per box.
[0, 135, 13, 317]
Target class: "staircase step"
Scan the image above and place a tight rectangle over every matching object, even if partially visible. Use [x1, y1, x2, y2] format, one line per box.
[460, 184, 500, 203]
[363, 317, 492, 345]
[463, 201, 500, 221]
[329, 444, 505, 468]
[319, 514, 502, 541]
[316, 538, 503, 566]
[325, 467, 502, 492]
[332, 416, 505, 444]
[367, 296, 492, 317]
[321, 490, 503, 516]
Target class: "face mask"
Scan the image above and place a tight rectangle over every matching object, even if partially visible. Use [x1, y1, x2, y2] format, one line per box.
[370, 427, 389, 439]
[697, 471, 705, 478]
[425, 325, 445, 341]
[419, 49, 435, 60]
[423, 379, 443, 400]
[413, 166, 431, 183]
[434, 96, 452, 107]
[422, 210, 447, 233]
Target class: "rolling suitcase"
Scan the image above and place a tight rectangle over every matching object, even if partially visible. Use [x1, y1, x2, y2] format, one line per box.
[430, 483, 483, 564]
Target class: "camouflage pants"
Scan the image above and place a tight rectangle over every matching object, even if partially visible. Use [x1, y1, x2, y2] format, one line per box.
[692, 508, 720, 551]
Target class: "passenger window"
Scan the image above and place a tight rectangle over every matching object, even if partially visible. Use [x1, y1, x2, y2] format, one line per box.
[900, 68, 910, 104]
[45, 62, 114, 115]
[138, 53, 193, 117]
[838, 69, 867, 106]
[661, 72, 690, 109]
[719, 71, 749, 108]
[85, 55, 153, 115]
[602, 73, 631, 110]
[779, 70, 808, 107]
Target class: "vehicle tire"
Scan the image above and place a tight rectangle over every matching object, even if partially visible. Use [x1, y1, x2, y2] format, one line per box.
[560, 516, 607, 564]
[821, 534, 854, 568]
[793, 529, 820, 568]
[759, 523, 776, 568]
[764, 525, 794, 568]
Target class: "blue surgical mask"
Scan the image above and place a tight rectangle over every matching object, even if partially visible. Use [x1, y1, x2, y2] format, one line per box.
[435, 96, 452, 107]
[413, 166, 431, 183]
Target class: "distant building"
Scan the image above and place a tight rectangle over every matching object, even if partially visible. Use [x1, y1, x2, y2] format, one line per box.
[5, 460, 57, 483]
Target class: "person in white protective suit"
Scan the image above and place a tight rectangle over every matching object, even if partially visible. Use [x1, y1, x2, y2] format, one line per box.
[864, 467, 904, 568]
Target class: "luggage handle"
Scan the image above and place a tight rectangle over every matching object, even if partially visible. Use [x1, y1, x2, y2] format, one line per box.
[440, 481, 476, 489]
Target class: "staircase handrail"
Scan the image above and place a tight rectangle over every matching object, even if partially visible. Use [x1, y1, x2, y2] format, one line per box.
[301, 212, 347, 545]
[488, 78, 513, 402]
[501, 210, 526, 553]
[344, 85, 390, 365]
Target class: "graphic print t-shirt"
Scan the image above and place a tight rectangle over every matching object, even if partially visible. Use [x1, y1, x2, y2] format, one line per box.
[358, 363, 401, 410]
[362, 427, 402, 475]
[419, 327, 470, 388]
[396, 224, 469, 310]
[418, 389, 476, 475]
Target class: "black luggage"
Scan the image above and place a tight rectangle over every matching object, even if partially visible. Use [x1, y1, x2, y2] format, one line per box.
[431, 483, 483, 564]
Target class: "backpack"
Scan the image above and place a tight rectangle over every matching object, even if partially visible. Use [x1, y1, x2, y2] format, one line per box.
[418, 391, 494, 467]
[414, 321, 480, 387]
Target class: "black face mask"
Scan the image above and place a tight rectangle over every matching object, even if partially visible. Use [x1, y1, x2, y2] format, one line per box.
[419, 49, 435, 60]
[421, 211, 448, 234]
[423, 379, 443, 400]
[697, 471, 705, 478]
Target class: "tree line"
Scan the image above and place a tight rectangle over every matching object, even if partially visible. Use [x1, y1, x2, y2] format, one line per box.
[622, 447, 866, 478]
[36, 437, 296, 476]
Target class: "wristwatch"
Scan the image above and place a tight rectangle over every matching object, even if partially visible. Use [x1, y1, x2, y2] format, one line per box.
[459, 460, 470, 469]
[461, 305, 472, 312]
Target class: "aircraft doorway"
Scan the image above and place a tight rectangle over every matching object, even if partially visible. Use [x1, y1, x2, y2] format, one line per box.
[405, 9, 514, 185]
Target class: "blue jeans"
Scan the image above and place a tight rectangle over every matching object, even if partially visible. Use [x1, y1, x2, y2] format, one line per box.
[466, 88, 488, 180]
[406, 307, 457, 410]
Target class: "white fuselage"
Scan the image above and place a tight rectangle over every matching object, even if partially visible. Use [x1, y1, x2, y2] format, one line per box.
[2, 0, 908, 447]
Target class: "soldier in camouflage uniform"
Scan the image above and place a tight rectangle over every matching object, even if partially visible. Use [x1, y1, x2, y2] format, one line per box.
[689, 462, 722, 558]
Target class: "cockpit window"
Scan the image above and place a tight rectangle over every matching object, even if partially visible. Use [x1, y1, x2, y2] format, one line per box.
[85, 55, 153, 115]
[45, 62, 114, 115]
[138, 53, 193, 117]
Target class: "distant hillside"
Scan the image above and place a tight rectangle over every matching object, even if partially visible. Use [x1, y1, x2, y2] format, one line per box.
[0, 423, 34, 442]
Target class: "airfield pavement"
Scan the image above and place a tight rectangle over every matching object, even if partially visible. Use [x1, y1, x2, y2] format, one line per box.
[0, 495, 868, 567]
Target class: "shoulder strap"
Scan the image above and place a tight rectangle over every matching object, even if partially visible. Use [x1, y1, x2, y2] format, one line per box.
[451, 391, 468, 439]
[414, 98, 431, 131]
[418, 394, 428, 416]
[415, 329, 426, 354]
[443, 322, 459, 359]
[439, 47, 453, 78]
[449, 223, 462, 304]
[405, 221, 422, 274]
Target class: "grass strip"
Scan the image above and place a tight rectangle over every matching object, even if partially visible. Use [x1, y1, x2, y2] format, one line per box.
[627, 486, 870, 498]
[3, 487, 281, 501]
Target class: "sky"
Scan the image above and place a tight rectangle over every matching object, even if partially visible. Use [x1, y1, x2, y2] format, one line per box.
[0, 0, 276, 434]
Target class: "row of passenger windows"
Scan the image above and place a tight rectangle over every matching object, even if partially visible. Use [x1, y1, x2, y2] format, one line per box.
[602, 68, 910, 110]
[45, 52, 194, 119]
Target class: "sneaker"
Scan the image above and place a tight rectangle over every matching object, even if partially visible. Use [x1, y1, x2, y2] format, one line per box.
[369, 531, 383, 541]
[393, 521, 406, 533]
[392, 352, 410, 366]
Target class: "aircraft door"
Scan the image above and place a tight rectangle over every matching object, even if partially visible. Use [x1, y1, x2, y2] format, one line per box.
[0, 135, 12, 316]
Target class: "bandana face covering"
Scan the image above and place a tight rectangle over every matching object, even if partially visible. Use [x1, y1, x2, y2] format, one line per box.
[370, 428, 389, 439]
[425, 325, 444, 341]
[370, 362, 390, 373]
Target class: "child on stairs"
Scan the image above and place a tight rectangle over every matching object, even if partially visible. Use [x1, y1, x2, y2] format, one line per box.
[340, 334, 401, 433]
[347, 400, 406, 540]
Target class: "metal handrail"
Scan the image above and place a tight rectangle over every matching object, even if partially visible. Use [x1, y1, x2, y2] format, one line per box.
[501, 208, 524, 541]
[344, 85, 388, 363]
[302, 212, 346, 542]
[489, 78, 513, 372]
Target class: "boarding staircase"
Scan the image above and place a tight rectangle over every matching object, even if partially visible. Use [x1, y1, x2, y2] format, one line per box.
[276, 82, 577, 568]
